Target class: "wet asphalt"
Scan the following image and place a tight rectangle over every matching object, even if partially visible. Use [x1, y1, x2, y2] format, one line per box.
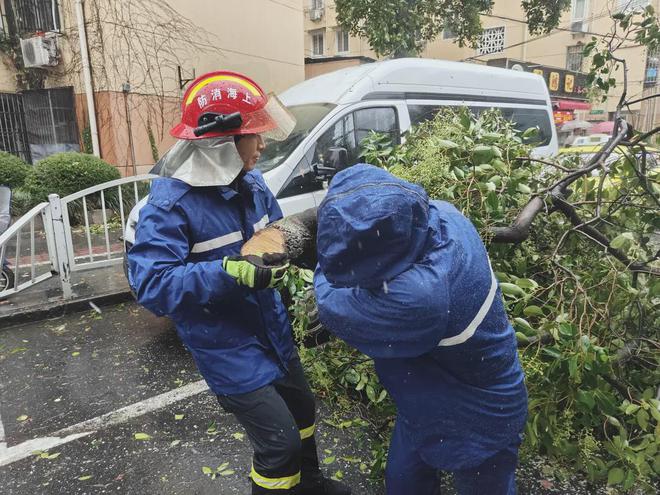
[0, 302, 617, 495]
[0, 303, 381, 495]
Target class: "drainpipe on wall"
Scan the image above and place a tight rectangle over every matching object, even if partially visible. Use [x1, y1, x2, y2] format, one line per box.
[75, 0, 100, 157]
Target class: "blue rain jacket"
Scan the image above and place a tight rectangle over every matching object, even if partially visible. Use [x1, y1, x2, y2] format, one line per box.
[128, 170, 295, 395]
[315, 164, 528, 470]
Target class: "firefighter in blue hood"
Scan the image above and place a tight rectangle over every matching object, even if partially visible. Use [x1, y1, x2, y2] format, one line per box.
[128, 71, 350, 495]
[314, 164, 528, 494]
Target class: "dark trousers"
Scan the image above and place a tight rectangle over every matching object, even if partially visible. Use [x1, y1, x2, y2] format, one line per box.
[386, 419, 520, 495]
[217, 357, 321, 494]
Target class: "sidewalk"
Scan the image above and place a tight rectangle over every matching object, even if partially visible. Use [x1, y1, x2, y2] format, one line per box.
[0, 263, 132, 326]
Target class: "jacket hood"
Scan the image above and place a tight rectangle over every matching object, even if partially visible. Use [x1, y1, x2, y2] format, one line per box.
[317, 164, 430, 288]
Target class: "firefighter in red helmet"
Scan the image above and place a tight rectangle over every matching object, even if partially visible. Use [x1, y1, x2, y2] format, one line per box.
[128, 71, 351, 495]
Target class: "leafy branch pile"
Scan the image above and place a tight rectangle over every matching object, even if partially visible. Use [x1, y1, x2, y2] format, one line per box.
[286, 108, 659, 491]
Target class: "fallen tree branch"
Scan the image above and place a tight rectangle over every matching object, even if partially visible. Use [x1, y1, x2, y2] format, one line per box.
[551, 194, 660, 276]
[514, 156, 572, 172]
[629, 126, 660, 146]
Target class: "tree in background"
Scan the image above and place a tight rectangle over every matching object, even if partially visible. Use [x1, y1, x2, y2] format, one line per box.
[335, 0, 571, 57]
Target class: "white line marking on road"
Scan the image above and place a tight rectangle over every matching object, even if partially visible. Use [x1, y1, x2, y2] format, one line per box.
[0, 380, 209, 467]
[0, 408, 6, 451]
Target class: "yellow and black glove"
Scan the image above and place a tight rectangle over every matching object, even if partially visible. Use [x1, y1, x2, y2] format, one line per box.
[222, 253, 289, 290]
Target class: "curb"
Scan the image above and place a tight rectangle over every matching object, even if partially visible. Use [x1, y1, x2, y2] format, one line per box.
[0, 290, 135, 329]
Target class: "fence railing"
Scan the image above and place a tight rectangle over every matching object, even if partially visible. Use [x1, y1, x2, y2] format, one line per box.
[0, 202, 55, 298]
[1, 174, 157, 301]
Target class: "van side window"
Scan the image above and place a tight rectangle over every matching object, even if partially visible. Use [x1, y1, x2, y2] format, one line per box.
[314, 107, 399, 168]
[407, 104, 443, 126]
[498, 108, 552, 146]
[407, 104, 551, 146]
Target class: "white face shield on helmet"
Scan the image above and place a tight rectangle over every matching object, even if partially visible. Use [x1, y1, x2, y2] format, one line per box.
[157, 137, 245, 187]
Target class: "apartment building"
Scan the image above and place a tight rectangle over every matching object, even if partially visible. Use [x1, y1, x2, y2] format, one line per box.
[0, 0, 304, 174]
[303, 0, 659, 130]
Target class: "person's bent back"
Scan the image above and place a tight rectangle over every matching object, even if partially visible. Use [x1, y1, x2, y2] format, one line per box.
[314, 164, 528, 495]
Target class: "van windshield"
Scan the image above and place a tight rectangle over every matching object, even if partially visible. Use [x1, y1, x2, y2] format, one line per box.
[257, 103, 336, 173]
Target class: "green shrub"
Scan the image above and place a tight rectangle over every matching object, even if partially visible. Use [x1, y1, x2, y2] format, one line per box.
[0, 151, 30, 189]
[9, 188, 38, 216]
[24, 152, 120, 201]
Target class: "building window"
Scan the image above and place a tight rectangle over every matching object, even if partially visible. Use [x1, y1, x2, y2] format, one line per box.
[311, 0, 324, 9]
[4, 0, 61, 36]
[645, 47, 658, 86]
[337, 29, 349, 53]
[571, 0, 588, 31]
[477, 27, 505, 56]
[617, 0, 650, 12]
[312, 31, 324, 56]
[566, 45, 584, 72]
[443, 26, 456, 39]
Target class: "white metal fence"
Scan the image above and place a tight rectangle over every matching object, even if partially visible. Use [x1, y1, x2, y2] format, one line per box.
[0, 174, 157, 300]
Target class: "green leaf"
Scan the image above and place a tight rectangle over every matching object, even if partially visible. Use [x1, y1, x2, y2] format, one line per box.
[71, 352, 80, 357]
[499, 283, 525, 298]
[202, 466, 213, 475]
[17, 415, 28, 422]
[523, 305, 544, 317]
[542, 348, 562, 360]
[170, 440, 181, 447]
[174, 414, 184, 421]
[637, 409, 649, 430]
[577, 389, 595, 410]
[568, 356, 578, 378]
[323, 456, 336, 464]
[219, 469, 235, 476]
[133, 433, 151, 441]
[607, 467, 624, 485]
[610, 232, 633, 250]
[522, 127, 539, 139]
[217, 462, 229, 471]
[436, 139, 459, 149]
[232, 432, 245, 441]
[516, 183, 532, 194]
[78, 475, 93, 481]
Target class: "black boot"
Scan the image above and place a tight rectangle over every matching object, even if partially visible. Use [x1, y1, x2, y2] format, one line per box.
[297, 476, 351, 495]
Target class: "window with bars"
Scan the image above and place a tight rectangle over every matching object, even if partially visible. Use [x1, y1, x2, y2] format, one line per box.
[310, 0, 324, 9]
[0, 92, 31, 163]
[312, 31, 324, 56]
[566, 45, 584, 72]
[645, 47, 658, 86]
[477, 27, 505, 56]
[336, 29, 349, 53]
[4, 0, 61, 36]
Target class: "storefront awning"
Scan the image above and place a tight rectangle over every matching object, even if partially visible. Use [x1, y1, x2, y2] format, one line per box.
[554, 99, 591, 111]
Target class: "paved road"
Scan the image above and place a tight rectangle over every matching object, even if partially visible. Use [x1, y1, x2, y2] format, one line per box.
[0, 302, 613, 495]
[0, 303, 381, 495]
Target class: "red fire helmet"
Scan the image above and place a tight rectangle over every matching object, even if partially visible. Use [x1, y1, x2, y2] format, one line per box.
[170, 70, 295, 141]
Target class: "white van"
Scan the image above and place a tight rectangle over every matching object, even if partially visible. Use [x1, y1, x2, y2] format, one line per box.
[124, 58, 556, 246]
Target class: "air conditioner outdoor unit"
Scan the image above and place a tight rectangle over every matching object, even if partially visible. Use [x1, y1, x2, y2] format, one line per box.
[571, 20, 586, 34]
[310, 8, 323, 21]
[20, 34, 59, 68]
